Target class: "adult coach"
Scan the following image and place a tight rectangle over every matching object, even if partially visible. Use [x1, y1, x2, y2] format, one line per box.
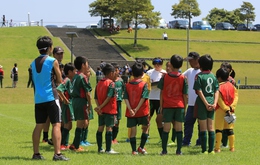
[182, 52, 201, 146]
[31, 36, 69, 161]
[146, 57, 166, 142]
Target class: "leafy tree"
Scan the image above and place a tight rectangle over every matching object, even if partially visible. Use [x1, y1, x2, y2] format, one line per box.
[89, 0, 119, 27]
[171, 0, 201, 28]
[117, 0, 158, 47]
[204, 8, 244, 28]
[240, 1, 255, 28]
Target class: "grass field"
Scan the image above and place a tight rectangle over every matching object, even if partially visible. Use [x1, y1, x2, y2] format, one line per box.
[1, 27, 260, 164]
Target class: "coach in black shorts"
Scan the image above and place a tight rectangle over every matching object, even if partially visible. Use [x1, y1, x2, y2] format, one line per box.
[31, 36, 69, 161]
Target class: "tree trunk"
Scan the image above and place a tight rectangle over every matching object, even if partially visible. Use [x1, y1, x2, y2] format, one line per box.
[134, 15, 138, 47]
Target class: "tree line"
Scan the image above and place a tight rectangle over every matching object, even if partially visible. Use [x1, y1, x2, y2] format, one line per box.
[88, 0, 255, 46]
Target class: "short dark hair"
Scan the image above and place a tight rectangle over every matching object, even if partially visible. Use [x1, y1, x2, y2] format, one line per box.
[111, 62, 119, 69]
[136, 59, 146, 67]
[14, 63, 17, 67]
[36, 36, 53, 55]
[64, 63, 75, 76]
[102, 63, 115, 76]
[216, 68, 229, 81]
[131, 62, 143, 77]
[170, 54, 183, 69]
[221, 62, 232, 71]
[152, 57, 163, 65]
[199, 54, 213, 71]
[74, 56, 88, 70]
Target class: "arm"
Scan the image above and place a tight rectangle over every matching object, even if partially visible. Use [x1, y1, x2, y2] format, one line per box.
[183, 94, 188, 114]
[230, 88, 238, 112]
[57, 90, 69, 104]
[53, 60, 62, 86]
[124, 99, 134, 116]
[133, 98, 146, 114]
[86, 91, 92, 113]
[196, 90, 211, 110]
[159, 90, 163, 114]
[211, 90, 219, 110]
[217, 94, 229, 111]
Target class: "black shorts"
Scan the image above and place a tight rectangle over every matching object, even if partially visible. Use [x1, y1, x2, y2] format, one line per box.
[149, 100, 160, 117]
[35, 100, 61, 124]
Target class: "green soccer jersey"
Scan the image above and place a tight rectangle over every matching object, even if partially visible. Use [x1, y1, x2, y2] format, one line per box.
[70, 72, 92, 99]
[115, 77, 125, 101]
[57, 78, 72, 98]
[193, 71, 219, 104]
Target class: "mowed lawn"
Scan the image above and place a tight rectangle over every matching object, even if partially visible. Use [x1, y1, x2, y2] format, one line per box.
[0, 27, 260, 164]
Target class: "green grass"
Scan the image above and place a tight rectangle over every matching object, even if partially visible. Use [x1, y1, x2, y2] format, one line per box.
[1, 26, 260, 164]
[0, 100, 260, 165]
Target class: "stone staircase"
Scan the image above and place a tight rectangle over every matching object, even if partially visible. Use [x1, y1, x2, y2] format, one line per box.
[46, 27, 135, 71]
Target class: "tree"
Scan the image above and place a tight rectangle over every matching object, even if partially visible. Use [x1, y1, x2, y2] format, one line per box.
[171, 0, 201, 28]
[89, 0, 119, 27]
[204, 8, 244, 28]
[240, 1, 255, 28]
[117, 0, 158, 47]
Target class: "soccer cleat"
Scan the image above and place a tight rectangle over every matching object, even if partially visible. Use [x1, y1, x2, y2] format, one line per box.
[98, 149, 105, 153]
[112, 139, 119, 144]
[69, 144, 85, 152]
[221, 144, 228, 148]
[182, 143, 191, 147]
[32, 153, 45, 160]
[53, 153, 70, 161]
[132, 151, 138, 155]
[60, 145, 70, 151]
[80, 141, 87, 146]
[84, 141, 93, 146]
[42, 138, 48, 143]
[137, 147, 147, 154]
[160, 151, 167, 156]
[208, 151, 215, 155]
[106, 150, 119, 154]
[48, 139, 53, 145]
[168, 142, 176, 146]
[202, 151, 208, 154]
[176, 151, 183, 155]
[214, 149, 221, 153]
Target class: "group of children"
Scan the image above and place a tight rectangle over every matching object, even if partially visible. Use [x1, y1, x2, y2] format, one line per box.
[53, 52, 238, 156]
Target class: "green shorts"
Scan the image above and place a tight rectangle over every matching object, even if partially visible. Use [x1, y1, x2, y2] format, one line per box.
[98, 114, 115, 127]
[116, 101, 122, 121]
[61, 103, 74, 124]
[162, 108, 185, 123]
[72, 98, 89, 121]
[196, 100, 215, 120]
[127, 115, 149, 128]
[88, 105, 94, 120]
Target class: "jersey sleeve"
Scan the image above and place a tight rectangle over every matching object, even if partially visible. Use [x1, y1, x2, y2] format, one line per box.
[193, 74, 201, 91]
[82, 76, 92, 93]
[183, 77, 188, 94]
[157, 76, 164, 90]
[107, 82, 115, 97]
[56, 83, 66, 92]
[142, 83, 150, 99]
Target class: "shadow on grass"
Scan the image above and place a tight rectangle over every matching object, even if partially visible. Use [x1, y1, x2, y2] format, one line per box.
[0, 156, 32, 161]
[119, 44, 150, 53]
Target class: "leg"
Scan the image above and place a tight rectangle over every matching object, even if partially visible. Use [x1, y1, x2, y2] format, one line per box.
[183, 106, 196, 145]
[105, 126, 113, 152]
[42, 117, 50, 142]
[52, 122, 62, 154]
[207, 118, 215, 153]
[199, 120, 207, 153]
[130, 127, 137, 152]
[96, 125, 104, 152]
[32, 124, 44, 154]
[175, 121, 183, 154]
[156, 113, 163, 140]
[162, 122, 171, 154]
[139, 125, 148, 149]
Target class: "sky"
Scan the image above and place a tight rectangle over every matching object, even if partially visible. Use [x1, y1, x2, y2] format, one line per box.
[1, 0, 260, 28]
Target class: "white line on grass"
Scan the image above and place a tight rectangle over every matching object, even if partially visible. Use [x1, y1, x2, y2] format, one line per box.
[0, 113, 34, 125]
